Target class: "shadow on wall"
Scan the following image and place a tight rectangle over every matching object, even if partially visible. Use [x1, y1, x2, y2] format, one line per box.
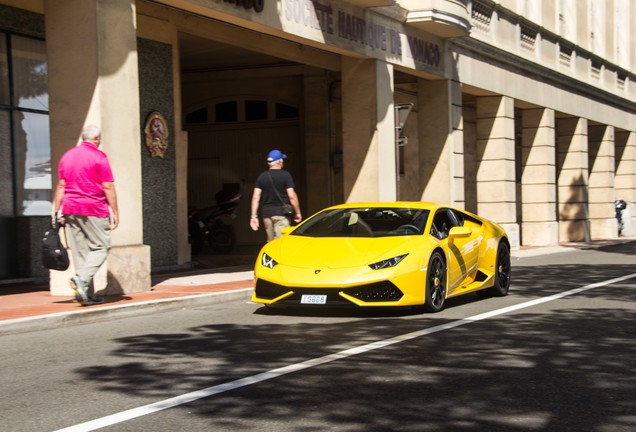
[558, 173, 591, 242]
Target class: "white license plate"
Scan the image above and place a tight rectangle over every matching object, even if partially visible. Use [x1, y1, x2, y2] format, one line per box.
[300, 294, 327, 305]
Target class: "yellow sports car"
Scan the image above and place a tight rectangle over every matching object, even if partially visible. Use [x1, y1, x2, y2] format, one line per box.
[252, 202, 511, 312]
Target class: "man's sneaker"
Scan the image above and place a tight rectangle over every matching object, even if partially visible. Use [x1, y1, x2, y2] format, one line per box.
[69, 276, 89, 305]
[83, 295, 104, 306]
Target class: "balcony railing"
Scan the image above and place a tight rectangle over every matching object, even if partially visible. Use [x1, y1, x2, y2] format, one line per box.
[399, 0, 471, 38]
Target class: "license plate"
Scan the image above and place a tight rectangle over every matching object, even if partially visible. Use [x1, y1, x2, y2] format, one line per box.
[301, 294, 327, 305]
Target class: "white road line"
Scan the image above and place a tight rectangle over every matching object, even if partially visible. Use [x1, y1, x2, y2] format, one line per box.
[55, 272, 636, 432]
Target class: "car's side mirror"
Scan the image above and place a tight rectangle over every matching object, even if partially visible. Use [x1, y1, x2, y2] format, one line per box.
[281, 226, 294, 235]
[448, 226, 472, 243]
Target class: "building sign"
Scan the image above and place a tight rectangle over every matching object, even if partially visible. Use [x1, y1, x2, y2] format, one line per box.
[222, 0, 264, 13]
[213, 0, 444, 73]
[281, 0, 443, 71]
[144, 112, 169, 158]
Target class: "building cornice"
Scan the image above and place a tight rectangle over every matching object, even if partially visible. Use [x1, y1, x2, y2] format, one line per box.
[452, 37, 636, 114]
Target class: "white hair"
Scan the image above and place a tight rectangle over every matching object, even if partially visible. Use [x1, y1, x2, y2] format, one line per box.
[81, 125, 101, 140]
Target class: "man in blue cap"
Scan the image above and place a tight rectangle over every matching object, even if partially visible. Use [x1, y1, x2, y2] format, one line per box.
[250, 149, 302, 241]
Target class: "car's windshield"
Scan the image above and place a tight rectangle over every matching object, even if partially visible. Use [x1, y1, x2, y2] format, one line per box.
[292, 208, 430, 237]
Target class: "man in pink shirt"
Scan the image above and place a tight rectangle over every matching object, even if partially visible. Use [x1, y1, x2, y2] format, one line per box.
[52, 125, 119, 306]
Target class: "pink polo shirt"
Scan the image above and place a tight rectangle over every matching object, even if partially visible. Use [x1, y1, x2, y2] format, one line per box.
[58, 141, 115, 217]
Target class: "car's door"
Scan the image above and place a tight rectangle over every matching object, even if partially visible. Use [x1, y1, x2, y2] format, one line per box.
[447, 209, 482, 288]
[430, 209, 481, 292]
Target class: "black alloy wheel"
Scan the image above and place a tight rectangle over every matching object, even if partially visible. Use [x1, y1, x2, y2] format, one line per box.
[491, 241, 511, 296]
[424, 251, 447, 312]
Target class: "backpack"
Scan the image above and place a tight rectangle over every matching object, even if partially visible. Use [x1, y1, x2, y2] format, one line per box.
[42, 225, 70, 271]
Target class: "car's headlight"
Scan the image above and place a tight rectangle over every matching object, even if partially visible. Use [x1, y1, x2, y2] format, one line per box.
[261, 252, 278, 269]
[369, 254, 408, 270]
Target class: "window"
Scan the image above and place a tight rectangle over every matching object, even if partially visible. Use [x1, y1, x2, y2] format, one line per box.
[0, 32, 49, 216]
[185, 98, 298, 126]
[245, 99, 267, 121]
[185, 107, 208, 124]
[431, 209, 461, 240]
[275, 103, 298, 119]
[0, 33, 9, 105]
[215, 101, 238, 122]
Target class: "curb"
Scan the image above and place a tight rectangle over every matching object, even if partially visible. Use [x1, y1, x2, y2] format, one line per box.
[511, 246, 576, 258]
[0, 288, 253, 336]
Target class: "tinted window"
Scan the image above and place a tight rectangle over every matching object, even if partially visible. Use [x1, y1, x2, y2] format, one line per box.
[245, 100, 267, 121]
[293, 207, 430, 238]
[275, 103, 298, 119]
[185, 107, 208, 124]
[215, 101, 237, 122]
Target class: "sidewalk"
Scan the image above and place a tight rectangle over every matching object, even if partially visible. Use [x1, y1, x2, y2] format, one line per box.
[0, 265, 256, 335]
[0, 245, 262, 336]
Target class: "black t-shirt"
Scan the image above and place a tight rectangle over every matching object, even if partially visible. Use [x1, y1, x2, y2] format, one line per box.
[255, 169, 295, 217]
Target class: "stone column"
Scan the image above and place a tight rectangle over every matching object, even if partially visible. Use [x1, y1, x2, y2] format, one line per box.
[46, 0, 150, 296]
[475, 96, 519, 247]
[341, 58, 396, 202]
[556, 116, 590, 242]
[417, 79, 464, 206]
[520, 108, 558, 245]
[303, 71, 333, 214]
[588, 124, 617, 239]
[614, 130, 636, 236]
[463, 103, 478, 214]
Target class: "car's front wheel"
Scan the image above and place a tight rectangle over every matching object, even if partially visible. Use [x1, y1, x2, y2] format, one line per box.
[491, 241, 511, 296]
[424, 251, 447, 312]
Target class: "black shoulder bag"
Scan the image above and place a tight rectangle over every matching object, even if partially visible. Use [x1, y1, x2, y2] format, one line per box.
[267, 171, 293, 216]
[42, 223, 70, 271]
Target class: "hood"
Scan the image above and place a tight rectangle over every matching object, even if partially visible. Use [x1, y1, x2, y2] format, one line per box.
[264, 235, 416, 269]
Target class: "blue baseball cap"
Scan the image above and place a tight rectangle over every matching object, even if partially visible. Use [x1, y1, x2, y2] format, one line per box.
[267, 149, 287, 163]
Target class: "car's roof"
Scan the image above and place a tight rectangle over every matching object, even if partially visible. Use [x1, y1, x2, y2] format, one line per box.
[325, 202, 442, 211]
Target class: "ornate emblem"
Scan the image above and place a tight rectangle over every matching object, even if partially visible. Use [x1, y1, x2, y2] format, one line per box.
[144, 111, 169, 158]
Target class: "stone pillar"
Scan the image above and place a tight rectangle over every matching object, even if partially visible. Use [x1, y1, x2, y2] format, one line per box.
[417, 79, 464, 206]
[46, 0, 151, 296]
[556, 116, 590, 241]
[520, 108, 558, 245]
[588, 124, 617, 239]
[341, 58, 396, 202]
[615, 130, 636, 236]
[463, 103, 478, 214]
[303, 71, 333, 214]
[475, 96, 519, 247]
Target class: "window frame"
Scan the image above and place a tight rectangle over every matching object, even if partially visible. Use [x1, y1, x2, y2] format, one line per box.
[0, 30, 50, 217]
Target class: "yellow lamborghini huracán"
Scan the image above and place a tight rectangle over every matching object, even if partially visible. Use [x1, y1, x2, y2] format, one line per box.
[252, 202, 511, 313]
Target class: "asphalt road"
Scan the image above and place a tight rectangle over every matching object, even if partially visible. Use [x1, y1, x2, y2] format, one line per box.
[1, 241, 635, 432]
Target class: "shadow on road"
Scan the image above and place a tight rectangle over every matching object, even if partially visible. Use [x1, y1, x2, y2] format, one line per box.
[74, 242, 636, 431]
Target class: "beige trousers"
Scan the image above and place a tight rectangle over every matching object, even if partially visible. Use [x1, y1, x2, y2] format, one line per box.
[263, 215, 290, 242]
[65, 215, 111, 290]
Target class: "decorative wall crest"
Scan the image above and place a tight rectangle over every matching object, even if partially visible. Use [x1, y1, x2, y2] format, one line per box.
[144, 111, 169, 158]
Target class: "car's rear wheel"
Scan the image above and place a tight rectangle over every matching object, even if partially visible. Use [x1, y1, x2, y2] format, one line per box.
[491, 241, 511, 296]
[424, 251, 447, 312]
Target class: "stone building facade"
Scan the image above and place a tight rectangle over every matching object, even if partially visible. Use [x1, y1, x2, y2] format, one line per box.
[0, 0, 634, 294]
